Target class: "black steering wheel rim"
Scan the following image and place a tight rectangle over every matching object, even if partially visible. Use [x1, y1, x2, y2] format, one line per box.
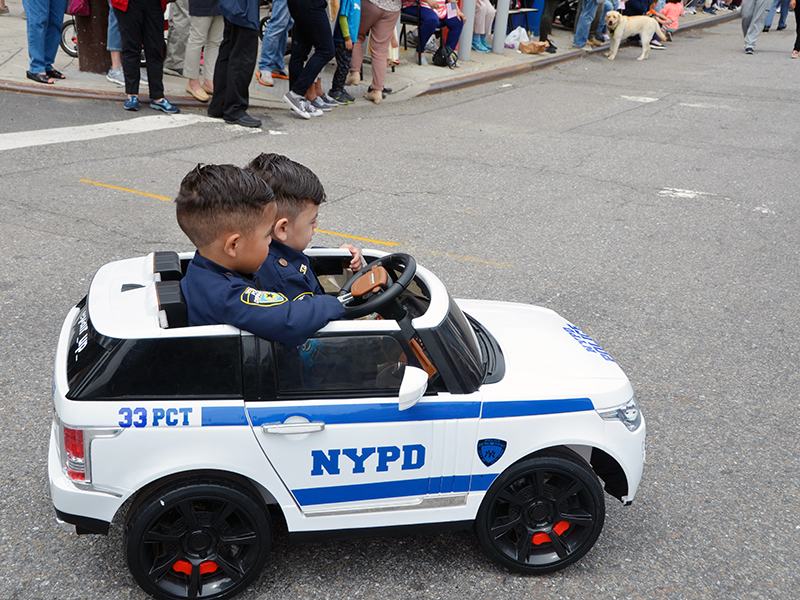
[339, 253, 417, 319]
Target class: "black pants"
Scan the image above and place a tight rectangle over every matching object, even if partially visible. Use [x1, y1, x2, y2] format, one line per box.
[287, 0, 335, 96]
[209, 18, 259, 120]
[331, 41, 352, 91]
[114, 0, 164, 99]
[795, 4, 800, 52]
[539, 0, 558, 41]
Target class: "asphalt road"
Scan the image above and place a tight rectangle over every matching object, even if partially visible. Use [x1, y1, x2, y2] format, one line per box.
[1, 17, 799, 600]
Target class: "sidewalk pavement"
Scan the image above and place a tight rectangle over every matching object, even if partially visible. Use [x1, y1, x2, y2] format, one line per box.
[0, 6, 740, 111]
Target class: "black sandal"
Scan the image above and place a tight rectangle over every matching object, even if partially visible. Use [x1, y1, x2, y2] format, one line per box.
[46, 68, 66, 79]
[26, 71, 54, 84]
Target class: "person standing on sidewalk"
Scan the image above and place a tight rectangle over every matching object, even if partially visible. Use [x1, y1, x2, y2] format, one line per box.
[741, 0, 772, 53]
[164, 0, 191, 75]
[256, 0, 293, 86]
[112, 0, 180, 112]
[283, 0, 335, 118]
[763, 0, 790, 32]
[208, 0, 261, 126]
[21, 0, 68, 83]
[184, 0, 223, 101]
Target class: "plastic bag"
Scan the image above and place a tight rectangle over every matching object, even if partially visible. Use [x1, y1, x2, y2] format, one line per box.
[504, 26, 529, 50]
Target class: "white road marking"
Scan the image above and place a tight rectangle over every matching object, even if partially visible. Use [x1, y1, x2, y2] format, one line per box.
[0, 114, 217, 152]
[620, 95, 658, 103]
[658, 187, 714, 199]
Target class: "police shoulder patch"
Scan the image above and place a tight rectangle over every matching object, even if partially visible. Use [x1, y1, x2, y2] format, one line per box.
[477, 438, 507, 467]
[241, 287, 288, 307]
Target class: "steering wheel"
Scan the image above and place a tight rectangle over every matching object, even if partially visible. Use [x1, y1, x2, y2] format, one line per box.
[338, 253, 417, 319]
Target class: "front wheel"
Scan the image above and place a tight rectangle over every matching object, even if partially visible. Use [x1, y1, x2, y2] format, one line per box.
[61, 20, 78, 58]
[125, 478, 271, 600]
[475, 454, 605, 574]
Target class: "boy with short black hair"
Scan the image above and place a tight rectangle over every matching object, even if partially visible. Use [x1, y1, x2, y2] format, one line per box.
[176, 163, 345, 346]
[245, 153, 362, 300]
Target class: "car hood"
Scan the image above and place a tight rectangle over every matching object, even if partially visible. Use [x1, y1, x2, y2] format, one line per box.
[457, 299, 633, 411]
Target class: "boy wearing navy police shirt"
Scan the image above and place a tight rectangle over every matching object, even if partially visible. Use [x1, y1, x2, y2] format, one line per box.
[246, 153, 362, 299]
[176, 163, 345, 347]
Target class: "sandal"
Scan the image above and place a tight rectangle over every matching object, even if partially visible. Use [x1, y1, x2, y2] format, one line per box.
[26, 71, 54, 84]
[46, 68, 66, 79]
[792, 50, 799, 59]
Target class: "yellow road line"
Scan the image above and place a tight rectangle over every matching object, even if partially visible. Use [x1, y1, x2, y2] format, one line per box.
[80, 179, 172, 202]
[314, 228, 399, 247]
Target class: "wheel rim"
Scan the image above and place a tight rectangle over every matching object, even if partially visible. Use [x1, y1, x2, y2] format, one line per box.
[137, 496, 263, 599]
[485, 465, 600, 569]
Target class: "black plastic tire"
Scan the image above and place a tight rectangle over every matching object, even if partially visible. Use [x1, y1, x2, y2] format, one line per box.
[125, 478, 271, 600]
[475, 455, 605, 574]
[60, 20, 78, 58]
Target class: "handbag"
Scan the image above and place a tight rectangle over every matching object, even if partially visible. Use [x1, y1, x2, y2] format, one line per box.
[66, 0, 90, 15]
[432, 45, 458, 69]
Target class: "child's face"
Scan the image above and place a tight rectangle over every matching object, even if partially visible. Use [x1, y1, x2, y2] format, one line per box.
[283, 202, 319, 253]
[231, 204, 276, 273]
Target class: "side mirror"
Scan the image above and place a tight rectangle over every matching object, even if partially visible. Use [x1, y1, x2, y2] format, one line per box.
[398, 366, 428, 411]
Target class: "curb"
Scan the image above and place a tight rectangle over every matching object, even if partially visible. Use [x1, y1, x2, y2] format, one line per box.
[0, 12, 741, 102]
[420, 10, 741, 96]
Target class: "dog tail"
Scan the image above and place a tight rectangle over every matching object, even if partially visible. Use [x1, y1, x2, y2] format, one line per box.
[656, 27, 667, 41]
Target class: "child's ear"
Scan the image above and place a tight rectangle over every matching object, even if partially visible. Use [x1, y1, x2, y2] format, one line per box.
[272, 217, 290, 243]
[222, 232, 242, 258]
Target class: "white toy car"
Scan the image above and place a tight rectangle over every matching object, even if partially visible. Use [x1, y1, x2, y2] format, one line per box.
[49, 249, 645, 600]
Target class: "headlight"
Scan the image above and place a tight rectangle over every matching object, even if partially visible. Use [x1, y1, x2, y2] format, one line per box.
[597, 397, 642, 432]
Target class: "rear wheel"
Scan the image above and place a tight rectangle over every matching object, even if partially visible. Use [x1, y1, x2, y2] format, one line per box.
[475, 455, 605, 574]
[125, 479, 271, 600]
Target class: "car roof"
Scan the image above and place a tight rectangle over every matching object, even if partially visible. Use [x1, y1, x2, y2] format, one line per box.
[87, 249, 450, 340]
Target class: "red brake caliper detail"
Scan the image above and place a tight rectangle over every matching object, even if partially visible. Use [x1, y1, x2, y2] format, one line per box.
[173, 560, 192, 575]
[199, 561, 219, 575]
[531, 521, 570, 546]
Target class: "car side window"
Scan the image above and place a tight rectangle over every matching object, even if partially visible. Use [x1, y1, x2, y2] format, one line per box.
[274, 336, 407, 394]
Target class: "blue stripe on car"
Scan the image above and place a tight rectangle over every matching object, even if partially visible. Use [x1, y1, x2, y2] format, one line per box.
[292, 474, 498, 506]
[481, 398, 594, 419]
[247, 402, 482, 426]
[201, 406, 249, 426]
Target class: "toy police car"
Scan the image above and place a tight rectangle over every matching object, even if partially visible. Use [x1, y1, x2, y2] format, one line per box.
[49, 249, 645, 600]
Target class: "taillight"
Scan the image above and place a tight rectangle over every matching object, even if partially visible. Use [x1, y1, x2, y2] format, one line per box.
[64, 426, 86, 481]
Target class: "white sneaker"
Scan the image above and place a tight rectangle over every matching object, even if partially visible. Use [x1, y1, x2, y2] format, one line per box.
[302, 98, 323, 117]
[257, 70, 273, 86]
[309, 97, 332, 112]
[107, 67, 124, 86]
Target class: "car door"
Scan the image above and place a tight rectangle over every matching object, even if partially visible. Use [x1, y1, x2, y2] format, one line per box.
[246, 334, 449, 515]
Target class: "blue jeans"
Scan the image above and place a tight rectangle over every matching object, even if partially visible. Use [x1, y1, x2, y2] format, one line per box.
[107, 0, 122, 53]
[401, 5, 463, 52]
[764, 0, 790, 28]
[22, 0, 68, 73]
[259, 0, 293, 72]
[573, 0, 597, 47]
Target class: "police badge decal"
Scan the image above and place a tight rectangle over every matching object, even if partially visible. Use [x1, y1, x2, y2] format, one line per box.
[477, 438, 507, 467]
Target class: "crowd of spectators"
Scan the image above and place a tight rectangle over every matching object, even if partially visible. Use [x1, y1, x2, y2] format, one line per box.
[10, 0, 800, 123]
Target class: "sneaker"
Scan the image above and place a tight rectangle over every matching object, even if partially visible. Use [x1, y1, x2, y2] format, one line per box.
[107, 67, 124, 86]
[150, 98, 180, 114]
[309, 96, 332, 112]
[745, 46, 754, 54]
[304, 99, 323, 117]
[329, 88, 353, 105]
[650, 41, 665, 49]
[256, 70, 273, 86]
[685, 7, 696, 13]
[472, 39, 489, 52]
[763, 26, 769, 32]
[319, 92, 338, 107]
[702, 6, 716, 13]
[342, 89, 356, 103]
[123, 95, 139, 111]
[271, 70, 289, 80]
[284, 92, 311, 119]
[602, 32, 610, 41]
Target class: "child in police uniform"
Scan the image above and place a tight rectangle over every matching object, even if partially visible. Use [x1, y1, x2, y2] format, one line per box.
[176, 163, 345, 347]
[245, 153, 362, 298]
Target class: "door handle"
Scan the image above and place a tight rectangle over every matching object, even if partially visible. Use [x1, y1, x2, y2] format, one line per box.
[262, 421, 325, 435]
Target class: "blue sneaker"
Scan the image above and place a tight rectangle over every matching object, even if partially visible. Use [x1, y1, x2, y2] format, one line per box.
[472, 39, 489, 52]
[150, 98, 180, 114]
[123, 95, 139, 111]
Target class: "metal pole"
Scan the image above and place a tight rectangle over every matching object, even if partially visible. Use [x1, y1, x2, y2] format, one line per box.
[493, 0, 510, 53]
[458, 0, 477, 62]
